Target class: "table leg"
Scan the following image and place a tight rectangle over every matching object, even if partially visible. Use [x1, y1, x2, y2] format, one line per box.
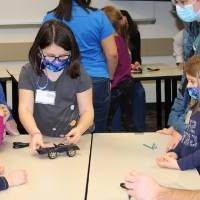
[164, 79, 171, 127]
[156, 80, 162, 129]
[172, 79, 178, 102]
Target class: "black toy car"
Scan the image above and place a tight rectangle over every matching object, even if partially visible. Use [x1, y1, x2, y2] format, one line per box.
[37, 143, 80, 159]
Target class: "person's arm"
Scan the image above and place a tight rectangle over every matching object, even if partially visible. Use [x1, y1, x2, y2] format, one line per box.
[0, 170, 27, 191]
[63, 88, 94, 144]
[18, 89, 40, 136]
[177, 149, 200, 171]
[76, 88, 94, 133]
[125, 171, 200, 200]
[173, 30, 184, 65]
[131, 30, 142, 64]
[19, 89, 45, 150]
[0, 176, 9, 191]
[157, 187, 200, 200]
[168, 75, 188, 135]
[101, 34, 118, 80]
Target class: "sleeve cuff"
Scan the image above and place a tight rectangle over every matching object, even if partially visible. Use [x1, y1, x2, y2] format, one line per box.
[0, 176, 9, 191]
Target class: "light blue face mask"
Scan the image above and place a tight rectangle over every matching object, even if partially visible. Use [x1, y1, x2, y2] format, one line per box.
[176, 4, 200, 22]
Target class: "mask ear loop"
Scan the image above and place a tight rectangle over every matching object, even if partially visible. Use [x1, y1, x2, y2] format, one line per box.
[36, 50, 49, 90]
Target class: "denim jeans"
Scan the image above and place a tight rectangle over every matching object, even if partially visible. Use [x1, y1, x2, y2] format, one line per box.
[108, 79, 134, 132]
[112, 81, 145, 132]
[91, 77, 110, 133]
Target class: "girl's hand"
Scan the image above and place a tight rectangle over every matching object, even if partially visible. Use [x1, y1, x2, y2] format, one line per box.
[5, 169, 27, 187]
[157, 127, 174, 135]
[156, 155, 180, 169]
[166, 131, 182, 152]
[0, 104, 10, 124]
[131, 62, 141, 70]
[30, 133, 45, 151]
[62, 127, 82, 144]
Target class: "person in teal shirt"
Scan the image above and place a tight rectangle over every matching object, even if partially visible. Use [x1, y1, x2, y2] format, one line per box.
[43, 0, 118, 132]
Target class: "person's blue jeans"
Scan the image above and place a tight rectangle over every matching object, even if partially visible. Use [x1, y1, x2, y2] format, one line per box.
[0, 83, 13, 121]
[91, 77, 110, 133]
[112, 81, 145, 132]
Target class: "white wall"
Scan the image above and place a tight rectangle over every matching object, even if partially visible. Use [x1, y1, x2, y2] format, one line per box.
[0, 0, 179, 103]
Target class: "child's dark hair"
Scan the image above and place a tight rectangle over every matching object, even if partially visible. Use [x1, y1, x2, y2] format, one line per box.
[52, 0, 96, 21]
[120, 9, 138, 49]
[29, 20, 81, 78]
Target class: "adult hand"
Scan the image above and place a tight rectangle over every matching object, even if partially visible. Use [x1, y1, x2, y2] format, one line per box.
[166, 131, 182, 152]
[30, 133, 45, 151]
[125, 171, 162, 200]
[62, 127, 82, 144]
[5, 169, 27, 187]
[156, 154, 180, 169]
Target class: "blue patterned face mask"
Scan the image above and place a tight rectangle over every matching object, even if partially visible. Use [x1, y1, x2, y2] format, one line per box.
[42, 57, 71, 72]
[176, 4, 200, 22]
[188, 87, 199, 100]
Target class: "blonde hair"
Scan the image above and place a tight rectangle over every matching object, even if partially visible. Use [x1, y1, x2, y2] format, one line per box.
[102, 6, 128, 44]
[184, 55, 200, 109]
[184, 55, 200, 77]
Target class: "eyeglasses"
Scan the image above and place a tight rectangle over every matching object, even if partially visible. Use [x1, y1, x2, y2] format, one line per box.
[41, 52, 71, 62]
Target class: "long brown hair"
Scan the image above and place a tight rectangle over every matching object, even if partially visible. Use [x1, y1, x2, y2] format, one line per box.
[102, 6, 129, 45]
[29, 20, 81, 78]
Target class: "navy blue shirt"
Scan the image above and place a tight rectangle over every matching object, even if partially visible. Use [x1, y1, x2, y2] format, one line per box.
[172, 109, 200, 172]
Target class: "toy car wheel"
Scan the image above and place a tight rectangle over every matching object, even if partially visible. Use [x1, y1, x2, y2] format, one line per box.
[67, 149, 76, 157]
[48, 151, 57, 159]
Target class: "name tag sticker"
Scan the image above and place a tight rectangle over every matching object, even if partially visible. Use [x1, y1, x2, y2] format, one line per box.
[185, 110, 192, 125]
[35, 90, 56, 105]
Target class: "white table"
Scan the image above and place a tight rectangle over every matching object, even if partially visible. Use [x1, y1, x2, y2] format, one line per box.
[0, 66, 11, 80]
[133, 63, 182, 80]
[132, 63, 183, 129]
[5, 65, 22, 82]
[87, 133, 200, 200]
[0, 134, 91, 200]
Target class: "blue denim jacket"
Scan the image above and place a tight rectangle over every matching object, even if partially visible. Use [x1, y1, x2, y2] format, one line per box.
[184, 21, 200, 61]
[168, 22, 200, 134]
[168, 75, 190, 135]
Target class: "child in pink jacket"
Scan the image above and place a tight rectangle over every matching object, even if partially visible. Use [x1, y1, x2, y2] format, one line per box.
[0, 105, 27, 191]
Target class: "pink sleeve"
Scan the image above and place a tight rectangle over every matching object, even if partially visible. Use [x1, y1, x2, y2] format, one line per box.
[0, 116, 5, 145]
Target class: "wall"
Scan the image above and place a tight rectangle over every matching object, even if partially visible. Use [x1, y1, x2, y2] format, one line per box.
[0, 1, 180, 103]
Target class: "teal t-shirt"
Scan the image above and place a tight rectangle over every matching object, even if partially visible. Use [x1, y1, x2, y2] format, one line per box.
[43, 2, 114, 78]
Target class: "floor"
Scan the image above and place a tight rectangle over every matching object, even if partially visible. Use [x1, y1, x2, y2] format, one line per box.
[145, 103, 165, 132]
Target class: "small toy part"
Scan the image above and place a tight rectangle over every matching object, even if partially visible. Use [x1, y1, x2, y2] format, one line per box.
[147, 67, 160, 72]
[143, 143, 157, 150]
[37, 143, 80, 159]
[69, 120, 77, 127]
[120, 182, 131, 200]
[13, 142, 29, 149]
[120, 182, 128, 190]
